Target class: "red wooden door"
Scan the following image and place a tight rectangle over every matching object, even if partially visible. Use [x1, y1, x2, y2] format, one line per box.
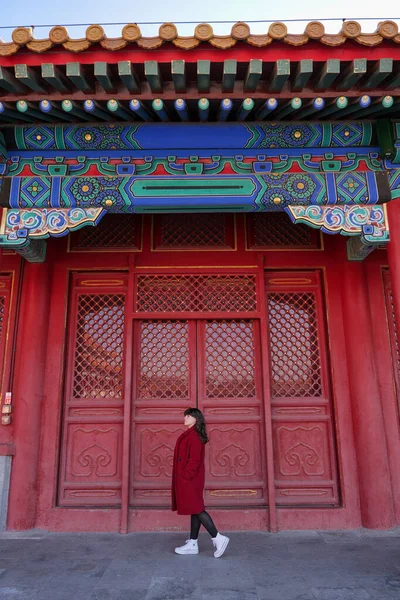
[131, 318, 267, 507]
[265, 271, 339, 506]
[58, 274, 127, 506]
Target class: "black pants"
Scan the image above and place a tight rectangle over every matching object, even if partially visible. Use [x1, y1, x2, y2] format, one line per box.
[190, 511, 218, 539]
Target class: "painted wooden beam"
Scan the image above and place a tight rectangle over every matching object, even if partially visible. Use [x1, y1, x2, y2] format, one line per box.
[152, 98, 169, 121]
[222, 60, 237, 92]
[41, 63, 69, 92]
[331, 95, 371, 118]
[61, 99, 92, 121]
[174, 98, 188, 121]
[274, 97, 302, 119]
[244, 59, 262, 92]
[0, 101, 32, 123]
[292, 60, 313, 91]
[197, 60, 210, 93]
[39, 99, 74, 121]
[118, 61, 140, 93]
[94, 62, 115, 92]
[296, 97, 325, 119]
[256, 98, 278, 119]
[237, 98, 254, 121]
[129, 99, 153, 121]
[83, 99, 112, 120]
[270, 60, 290, 92]
[0, 66, 25, 93]
[171, 60, 186, 93]
[363, 59, 393, 89]
[218, 98, 233, 121]
[198, 98, 209, 121]
[145, 61, 163, 93]
[107, 99, 131, 119]
[337, 59, 367, 91]
[14, 64, 46, 93]
[315, 59, 341, 90]
[16, 100, 54, 122]
[66, 62, 92, 92]
[316, 96, 349, 118]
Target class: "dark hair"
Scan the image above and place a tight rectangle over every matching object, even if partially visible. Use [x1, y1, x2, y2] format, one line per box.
[184, 407, 209, 444]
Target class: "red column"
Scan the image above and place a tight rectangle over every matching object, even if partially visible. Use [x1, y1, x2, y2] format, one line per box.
[387, 200, 400, 340]
[7, 260, 50, 529]
[342, 251, 394, 528]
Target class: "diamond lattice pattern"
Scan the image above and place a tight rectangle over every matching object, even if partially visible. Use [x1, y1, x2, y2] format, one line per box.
[138, 321, 189, 400]
[136, 275, 257, 313]
[158, 214, 228, 247]
[72, 294, 125, 399]
[70, 215, 139, 249]
[268, 293, 322, 397]
[251, 213, 315, 248]
[205, 320, 256, 398]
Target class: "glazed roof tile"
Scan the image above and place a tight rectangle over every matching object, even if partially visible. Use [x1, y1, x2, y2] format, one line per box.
[1, 20, 400, 56]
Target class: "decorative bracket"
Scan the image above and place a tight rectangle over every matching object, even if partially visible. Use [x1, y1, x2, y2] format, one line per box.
[0, 207, 105, 262]
[286, 204, 389, 261]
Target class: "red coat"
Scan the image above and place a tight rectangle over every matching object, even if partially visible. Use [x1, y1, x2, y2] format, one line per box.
[171, 426, 205, 515]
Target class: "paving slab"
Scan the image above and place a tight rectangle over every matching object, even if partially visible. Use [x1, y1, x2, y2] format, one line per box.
[0, 529, 398, 600]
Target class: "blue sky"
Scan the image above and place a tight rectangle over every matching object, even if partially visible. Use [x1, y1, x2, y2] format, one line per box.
[0, 0, 398, 40]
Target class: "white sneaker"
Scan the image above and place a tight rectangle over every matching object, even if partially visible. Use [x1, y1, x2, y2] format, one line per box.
[212, 532, 230, 558]
[174, 539, 199, 555]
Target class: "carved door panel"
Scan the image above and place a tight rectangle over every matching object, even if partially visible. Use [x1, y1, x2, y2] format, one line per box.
[266, 271, 339, 506]
[131, 318, 266, 507]
[131, 320, 196, 506]
[197, 319, 267, 506]
[58, 274, 127, 506]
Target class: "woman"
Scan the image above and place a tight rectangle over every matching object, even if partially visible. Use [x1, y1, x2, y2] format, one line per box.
[171, 407, 230, 558]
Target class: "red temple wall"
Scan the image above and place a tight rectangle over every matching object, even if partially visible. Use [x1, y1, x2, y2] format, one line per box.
[0, 214, 399, 532]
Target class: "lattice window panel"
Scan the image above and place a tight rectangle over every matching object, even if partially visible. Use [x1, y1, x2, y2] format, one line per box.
[268, 292, 322, 397]
[248, 213, 319, 249]
[154, 214, 231, 248]
[137, 321, 189, 399]
[136, 275, 257, 313]
[69, 215, 140, 250]
[205, 320, 256, 398]
[72, 294, 125, 399]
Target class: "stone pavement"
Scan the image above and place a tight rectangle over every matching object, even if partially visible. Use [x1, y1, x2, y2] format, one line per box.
[0, 529, 399, 600]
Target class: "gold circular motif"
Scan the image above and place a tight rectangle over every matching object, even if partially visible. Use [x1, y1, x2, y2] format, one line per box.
[84, 133, 92, 141]
[81, 185, 90, 192]
[36, 135, 42, 140]
[305, 21, 325, 39]
[231, 22, 250, 40]
[194, 23, 214, 41]
[32, 186, 38, 192]
[49, 26, 69, 44]
[341, 21, 362, 39]
[297, 182, 305, 190]
[12, 27, 32, 45]
[378, 20, 398, 39]
[159, 22, 178, 41]
[86, 24, 105, 43]
[294, 131, 302, 139]
[122, 23, 141, 42]
[105, 199, 113, 207]
[268, 22, 288, 40]
[273, 197, 282, 205]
